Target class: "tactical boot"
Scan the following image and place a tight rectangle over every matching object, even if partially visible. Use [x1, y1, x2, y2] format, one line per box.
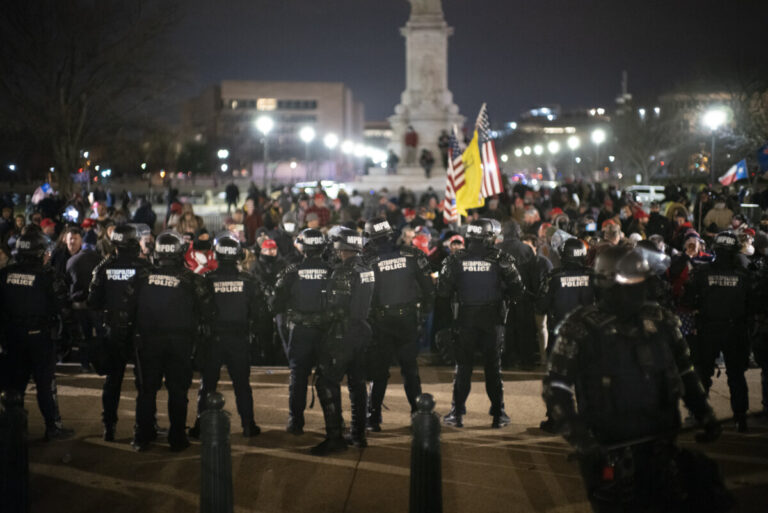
[188, 420, 201, 439]
[492, 410, 511, 429]
[44, 425, 74, 441]
[366, 406, 382, 432]
[131, 438, 150, 452]
[735, 414, 748, 433]
[443, 408, 463, 428]
[310, 436, 348, 456]
[169, 434, 191, 452]
[286, 417, 304, 436]
[243, 421, 261, 437]
[103, 423, 116, 442]
[539, 418, 557, 434]
[345, 430, 368, 448]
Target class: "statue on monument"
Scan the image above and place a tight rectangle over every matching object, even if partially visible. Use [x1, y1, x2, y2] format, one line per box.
[409, 0, 443, 16]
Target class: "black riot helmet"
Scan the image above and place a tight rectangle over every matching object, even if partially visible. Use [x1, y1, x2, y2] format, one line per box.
[110, 224, 139, 250]
[465, 218, 501, 245]
[713, 230, 739, 253]
[15, 231, 47, 261]
[364, 217, 393, 240]
[333, 228, 363, 252]
[213, 233, 242, 262]
[561, 238, 588, 267]
[615, 249, 651, 285]
[154, 230, 186, 262]
[593, 245, 632, 289]
[296, 228, 325, 256]
[636, 240, 671, 275]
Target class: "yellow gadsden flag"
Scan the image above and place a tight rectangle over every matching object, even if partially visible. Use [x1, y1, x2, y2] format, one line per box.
[455, 130, 485, 216]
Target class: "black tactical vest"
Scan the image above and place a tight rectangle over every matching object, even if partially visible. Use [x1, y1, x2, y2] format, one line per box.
[288, 256, 331, 313]
[576, 305, 682, 443]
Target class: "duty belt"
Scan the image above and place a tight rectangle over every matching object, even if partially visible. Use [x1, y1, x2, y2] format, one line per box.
[374, 302, 419, 317]
[287, 310, 329, 327]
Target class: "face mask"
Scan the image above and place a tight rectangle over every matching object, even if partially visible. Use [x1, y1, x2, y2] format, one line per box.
[283, 223, 296, 233]
[261, 254, 277, 263]
[194, 240, 212, 251]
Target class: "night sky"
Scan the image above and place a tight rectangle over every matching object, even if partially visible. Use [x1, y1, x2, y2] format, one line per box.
[171, 0, 765, 122]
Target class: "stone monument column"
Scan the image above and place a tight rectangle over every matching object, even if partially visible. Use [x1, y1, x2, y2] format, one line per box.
[389, 0, 464, 173]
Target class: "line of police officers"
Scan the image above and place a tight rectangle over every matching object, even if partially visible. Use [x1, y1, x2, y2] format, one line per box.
[0, 215, 757, 511]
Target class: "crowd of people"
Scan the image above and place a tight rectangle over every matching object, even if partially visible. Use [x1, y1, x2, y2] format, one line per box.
[1, 176, 766, 511]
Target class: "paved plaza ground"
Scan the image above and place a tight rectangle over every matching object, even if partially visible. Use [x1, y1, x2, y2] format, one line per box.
[23, 365, 768, 513]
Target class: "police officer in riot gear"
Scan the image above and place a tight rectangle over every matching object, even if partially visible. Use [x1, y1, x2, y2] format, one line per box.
[87, 224, 151, 441]
[436, 218, 523, 428]
[130, 230, 217, 451]
[272, 229, 332, 435]
[536, 237, 595, 433]
[537, 238, 595, 345]
[0, 231, 74, 440]
[189, 234, 262, 438]
[689, 230, 754, 432]
[362, 217, 434, 431]
[543, 246, 727, 512]
[312, 228, 375, 455]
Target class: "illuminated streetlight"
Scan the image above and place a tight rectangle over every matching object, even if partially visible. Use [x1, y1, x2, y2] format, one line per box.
[567, 135, 580, 150]
[323, 133, 339, 150]
[220, 163, 228, 172]
[8, 164, 16, 171]
[217, 148, 230, 159]
[547, 141, 560, 154]
[341, 140, 354, 154]
[500, 154, 509, 163]
[591, 128, 606, 145]
[353, 143, 366, 158]
[140, 162, 147, 170]
[514, 148, 523, 157]
[638, 108, 646, 119]
[654, 106, 661, 116]
[703, 107, 728, 184]
[533, 144, 544, 156]
[608, 155, 615, 163]
[523, 146, 532, 156]
[591, 128, 607, 168]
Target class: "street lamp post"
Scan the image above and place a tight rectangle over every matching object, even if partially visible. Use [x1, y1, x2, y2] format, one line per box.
[591, 128, 606, 173]
[299, 126, 316, 182]
[567, 135, 580, 177]
[255, 116, 274, 193]
[323, 133, 339, 180]
[703, 108, 727, 185]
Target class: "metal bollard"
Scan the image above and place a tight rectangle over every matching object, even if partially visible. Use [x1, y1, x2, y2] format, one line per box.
[0, 391, 29, 513]
[409, 393, 442, 513]
[200, 392, 233, 513]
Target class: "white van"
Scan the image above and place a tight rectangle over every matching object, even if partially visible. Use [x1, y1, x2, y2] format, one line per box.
[625, 185, 665, 209]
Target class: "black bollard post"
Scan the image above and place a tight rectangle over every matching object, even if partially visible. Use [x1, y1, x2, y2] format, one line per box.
[409, 393, 442, 513]
[0, 391, 30, 513]
[200, 392, 233, 513]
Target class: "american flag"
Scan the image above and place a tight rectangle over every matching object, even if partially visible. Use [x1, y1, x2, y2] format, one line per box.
[442, 128, 464, 224]
[476, 103, 504, 198]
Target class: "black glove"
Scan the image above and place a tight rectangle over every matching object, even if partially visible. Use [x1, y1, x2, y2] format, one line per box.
[695, 415, 722, 444]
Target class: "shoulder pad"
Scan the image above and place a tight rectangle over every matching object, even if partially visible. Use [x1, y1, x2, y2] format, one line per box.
[399, 245, 421, 258]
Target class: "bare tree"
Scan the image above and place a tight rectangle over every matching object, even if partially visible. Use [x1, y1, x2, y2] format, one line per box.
[0, 0, 184, 194]
[613, 107, 686, 183]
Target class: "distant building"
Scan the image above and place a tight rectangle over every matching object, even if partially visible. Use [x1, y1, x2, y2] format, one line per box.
[181, 80, 364, 169]
[658, 90, 735, 133]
